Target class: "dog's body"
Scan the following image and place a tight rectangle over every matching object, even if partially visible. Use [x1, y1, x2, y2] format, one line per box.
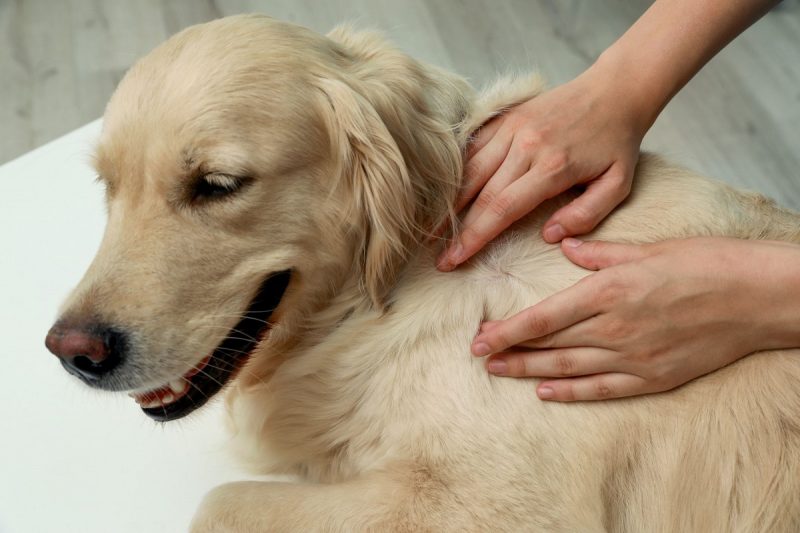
[47, 15, 800, 532]
[218, 158, 800, 532]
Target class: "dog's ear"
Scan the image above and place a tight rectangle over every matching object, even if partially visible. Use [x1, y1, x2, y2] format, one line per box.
[315, 77, 419, 308]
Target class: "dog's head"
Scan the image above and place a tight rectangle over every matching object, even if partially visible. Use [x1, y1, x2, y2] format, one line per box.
[44, 15, 475, 421]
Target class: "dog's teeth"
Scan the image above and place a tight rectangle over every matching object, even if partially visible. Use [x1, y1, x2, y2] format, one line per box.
[162, 393, 175, 404]
[169, 380, 187, 394]
[143, 399, 162, 409]
[128, 393, 145, 404]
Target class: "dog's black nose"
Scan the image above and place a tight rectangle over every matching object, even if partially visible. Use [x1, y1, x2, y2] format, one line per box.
[45, 324, 125, 381]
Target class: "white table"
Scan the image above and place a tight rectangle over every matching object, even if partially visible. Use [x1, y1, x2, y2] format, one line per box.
[0, 121, 253, 533]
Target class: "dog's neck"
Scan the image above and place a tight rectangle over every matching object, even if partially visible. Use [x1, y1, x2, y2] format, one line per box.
[227, 50, 548, 474]
[238, 61, 547, 387]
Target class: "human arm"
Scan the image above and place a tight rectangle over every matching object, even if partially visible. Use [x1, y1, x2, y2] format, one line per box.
[470, 237, 800, 401]
[437, 0, 779, 271]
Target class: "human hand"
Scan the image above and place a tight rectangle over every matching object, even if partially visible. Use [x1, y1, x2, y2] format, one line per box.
[437, 65, 651, 272]
[471, 237, 800, 401]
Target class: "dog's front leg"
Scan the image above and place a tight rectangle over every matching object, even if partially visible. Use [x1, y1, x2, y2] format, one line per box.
[190, 466, 467, 532]
[190, 480, 338, 533]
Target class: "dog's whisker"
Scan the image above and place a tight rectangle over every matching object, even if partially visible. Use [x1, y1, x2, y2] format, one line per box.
[214, 346, 261, 357]
[184, 376, 211, 402]
[199, 356, 243, 368]
[199, 361, 266, 385]
[196, 363, 267, 391]
[198, 313, 279, 326]
[216, 334, 262, 345]
[189, 325, 269, 343]
[192, 367, 226, 389]
[199, 310, 278, 319]
[187, 327, 262, 344]
[206, 359, 249, 369]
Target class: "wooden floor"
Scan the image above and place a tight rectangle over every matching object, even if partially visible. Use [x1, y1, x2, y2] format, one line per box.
[2, 0, 799, 208]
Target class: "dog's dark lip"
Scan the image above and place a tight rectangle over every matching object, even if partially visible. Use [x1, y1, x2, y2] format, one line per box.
[140, 269, 291, 422]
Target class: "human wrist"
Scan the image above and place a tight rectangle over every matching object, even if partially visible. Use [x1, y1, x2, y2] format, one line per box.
[585, 49, 665, 139]
[586, 0, 778, 142]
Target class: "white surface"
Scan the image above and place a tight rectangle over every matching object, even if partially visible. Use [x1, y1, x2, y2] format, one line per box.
[0, 121, 251, 533]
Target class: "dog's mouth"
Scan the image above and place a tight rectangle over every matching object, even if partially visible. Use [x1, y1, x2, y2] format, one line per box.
[129, 270, 291, 422]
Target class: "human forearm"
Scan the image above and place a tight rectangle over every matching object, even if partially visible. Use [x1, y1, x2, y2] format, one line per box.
[439, 0, 781, 268]
[588, 0, 779, 134]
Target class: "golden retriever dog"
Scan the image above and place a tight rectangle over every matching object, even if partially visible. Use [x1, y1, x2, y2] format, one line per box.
[45, 14, 800, 532]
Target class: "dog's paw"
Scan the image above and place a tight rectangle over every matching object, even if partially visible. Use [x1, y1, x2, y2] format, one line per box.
[190, 482, 258, 533]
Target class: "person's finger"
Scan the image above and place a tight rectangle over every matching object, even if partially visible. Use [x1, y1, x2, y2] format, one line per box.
[458, 149, 531, 233]
[559, 238, 653, 271]
[512, 317, 599, 350]
[541, 162, 633, 242]
[455, 129, 513, 213]
[485, 347, 622, 378]
[471, 276, 600, 355]
[466, 115, 505, 159]
[536, 373, 650, 401]
[479, 320, 501, 333]
[480, 315, 603, 353]
[441, 169, 566, 271]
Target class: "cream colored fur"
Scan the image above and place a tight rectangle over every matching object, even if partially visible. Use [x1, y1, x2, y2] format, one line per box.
[59, 15, 800, 532]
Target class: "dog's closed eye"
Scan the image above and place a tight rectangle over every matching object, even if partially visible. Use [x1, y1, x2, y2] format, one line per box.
[192, 173, 250, 202]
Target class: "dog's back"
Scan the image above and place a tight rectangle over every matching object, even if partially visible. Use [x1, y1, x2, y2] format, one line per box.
[227, 153, 800, 532]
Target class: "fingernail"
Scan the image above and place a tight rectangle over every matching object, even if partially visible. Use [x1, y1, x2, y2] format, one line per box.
[543, 224, 565, 242]
[562, 237, 583, 248]
[487, 359, 507, 375]
[448, 242, 464, 264]
[537, 386, 554, 400]
[436, 242, 464, 271]
[471, 342, 491, 357]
